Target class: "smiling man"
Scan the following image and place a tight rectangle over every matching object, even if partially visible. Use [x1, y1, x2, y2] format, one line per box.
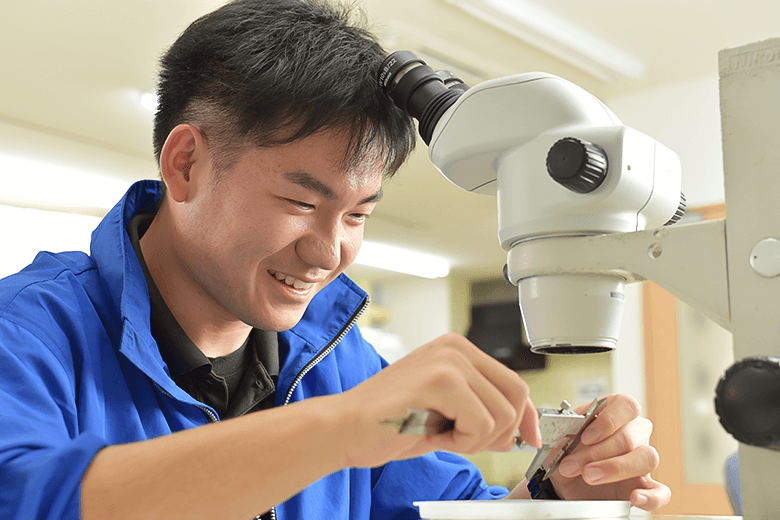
[0, 1, 670, 519]
[141, 129, 383, 355]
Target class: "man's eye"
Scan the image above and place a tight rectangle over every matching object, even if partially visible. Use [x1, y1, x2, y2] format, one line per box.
[350, 213, 369, 221]
[293, 200, 314, 210]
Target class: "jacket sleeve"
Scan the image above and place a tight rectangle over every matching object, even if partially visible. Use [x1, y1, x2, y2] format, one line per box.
[370, 450, 509, 519]
[0, 318, 107, 520]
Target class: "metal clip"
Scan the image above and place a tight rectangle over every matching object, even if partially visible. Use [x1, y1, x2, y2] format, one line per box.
[517, 398, 607, 481]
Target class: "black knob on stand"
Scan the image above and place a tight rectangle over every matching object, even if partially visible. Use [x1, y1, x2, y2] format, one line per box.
[715, 356, 780, 450]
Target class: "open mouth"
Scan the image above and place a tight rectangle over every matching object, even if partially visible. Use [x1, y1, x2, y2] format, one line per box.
[268, 269, 315, 290]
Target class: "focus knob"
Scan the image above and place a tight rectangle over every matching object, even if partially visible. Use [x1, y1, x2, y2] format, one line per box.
[664, 191, 687, 226]
[715, 356, 780, 449]
[546, 137, 608, 194]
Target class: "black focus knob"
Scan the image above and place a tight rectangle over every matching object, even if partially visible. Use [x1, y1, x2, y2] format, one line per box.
[664, 191, 687, 226]
[546, 137, 608, 193]
[715, 356, 780, 449]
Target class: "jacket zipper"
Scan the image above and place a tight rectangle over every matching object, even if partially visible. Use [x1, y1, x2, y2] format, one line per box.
[265, 295, 369, 520]
[153, 382, 219, 423]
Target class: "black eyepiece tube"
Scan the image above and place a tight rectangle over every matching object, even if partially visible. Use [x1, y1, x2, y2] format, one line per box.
[378, 50, 468, 145]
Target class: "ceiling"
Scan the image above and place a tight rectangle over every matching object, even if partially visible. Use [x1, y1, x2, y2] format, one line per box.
[2, 0, 780, 279]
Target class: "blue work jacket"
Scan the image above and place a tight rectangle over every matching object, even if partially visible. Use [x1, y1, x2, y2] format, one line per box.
[0, 180, 506, 520]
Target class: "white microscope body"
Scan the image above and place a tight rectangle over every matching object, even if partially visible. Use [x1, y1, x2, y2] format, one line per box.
[426, 72, 683, 354]
[382, 43, 780, 518]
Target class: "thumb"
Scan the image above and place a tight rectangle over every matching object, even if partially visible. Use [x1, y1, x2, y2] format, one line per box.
[517, 397, 541, 449]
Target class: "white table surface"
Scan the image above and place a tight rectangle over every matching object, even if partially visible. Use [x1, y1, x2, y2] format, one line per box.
[413, 500, 740, 520]
[636, 517, 740, 519]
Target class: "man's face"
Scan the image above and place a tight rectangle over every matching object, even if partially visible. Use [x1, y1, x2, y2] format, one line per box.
[175, 130, 383, 332]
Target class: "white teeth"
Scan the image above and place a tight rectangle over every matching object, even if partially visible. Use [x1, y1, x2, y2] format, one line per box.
[269, 270, 314, 290]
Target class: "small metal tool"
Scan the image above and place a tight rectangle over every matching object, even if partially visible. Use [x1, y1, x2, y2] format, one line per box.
[381, 408, 455, 435]
[518, 398, 607, 481]
[383, 397, 607, 482]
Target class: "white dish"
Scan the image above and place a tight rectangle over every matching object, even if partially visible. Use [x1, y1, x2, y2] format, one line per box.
[414, 500, 631, 519]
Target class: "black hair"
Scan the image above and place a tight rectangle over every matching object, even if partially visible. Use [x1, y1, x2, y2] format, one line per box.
[152, 0, 415, 177]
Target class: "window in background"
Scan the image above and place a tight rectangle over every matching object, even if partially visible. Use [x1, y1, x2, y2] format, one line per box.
[0, 205, 101, 279]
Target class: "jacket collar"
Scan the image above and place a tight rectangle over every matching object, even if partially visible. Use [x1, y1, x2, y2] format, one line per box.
[90, 180, 179, 396]
[90, 180, 367, 400]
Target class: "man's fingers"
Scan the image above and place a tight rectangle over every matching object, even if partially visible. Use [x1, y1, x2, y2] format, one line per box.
[455, 372, 520, 452]
[437, 335, 537, 452]
[356, 334, 538, 460]
[578, 394, 642, 445]
[559, 416, 653, 477]
[429, 360, 503, 452]
[581, 445, 660, 486]
[450, 335, 534, 421]
[545, 394, 668, 510]
[630, 476, 672, 511]
[405, 345, 522, 454]
[517, 396, 541, 449]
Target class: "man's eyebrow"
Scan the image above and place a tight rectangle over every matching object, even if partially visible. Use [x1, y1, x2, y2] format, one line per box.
[283, 170, 383, 205]
[284, 171, 337, 200]
[360, 188, 383, 205]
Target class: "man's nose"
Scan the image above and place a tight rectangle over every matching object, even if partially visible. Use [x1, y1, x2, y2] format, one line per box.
[296, 222, 342, 271]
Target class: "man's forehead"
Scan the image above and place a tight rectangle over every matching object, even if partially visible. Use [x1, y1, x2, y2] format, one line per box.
[345, 162, 384, 190]
[239, 128, 386, 193]
[331, 138, 386, 189]
[282, 169, 382, 203]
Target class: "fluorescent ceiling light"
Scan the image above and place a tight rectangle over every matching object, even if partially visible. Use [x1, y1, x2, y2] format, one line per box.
[355, 241, 451, 279]
[446, 0, 645, 82]
[0, 153, 132, 215]
[141, 91, 158, 112]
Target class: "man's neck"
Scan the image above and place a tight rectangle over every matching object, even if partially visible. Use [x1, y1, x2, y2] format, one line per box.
[139, 207, 252, 358]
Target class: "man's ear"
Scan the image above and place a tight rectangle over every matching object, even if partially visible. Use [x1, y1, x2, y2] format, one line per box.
[159, 124, 207, 203]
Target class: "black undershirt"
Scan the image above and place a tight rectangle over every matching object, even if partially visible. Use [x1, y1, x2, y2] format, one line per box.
[128, 213, 279, 420]
[129, 214, 280, 518]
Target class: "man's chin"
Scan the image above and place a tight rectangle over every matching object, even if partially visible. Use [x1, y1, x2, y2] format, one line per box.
[251, 309, 308, 332]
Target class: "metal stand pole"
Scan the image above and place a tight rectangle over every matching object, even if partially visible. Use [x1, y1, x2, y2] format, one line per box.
[719, 37, 780, 520]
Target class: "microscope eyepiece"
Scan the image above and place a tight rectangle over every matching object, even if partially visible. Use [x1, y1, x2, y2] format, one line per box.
[378, 50, 468, 145]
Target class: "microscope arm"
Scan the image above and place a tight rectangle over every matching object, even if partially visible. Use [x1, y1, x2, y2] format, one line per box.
[504, 218, 731, 331]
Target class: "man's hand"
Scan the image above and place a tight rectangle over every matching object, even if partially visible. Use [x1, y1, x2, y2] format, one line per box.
[514, 394, 671, 511]
[336, 333, 542, 469]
